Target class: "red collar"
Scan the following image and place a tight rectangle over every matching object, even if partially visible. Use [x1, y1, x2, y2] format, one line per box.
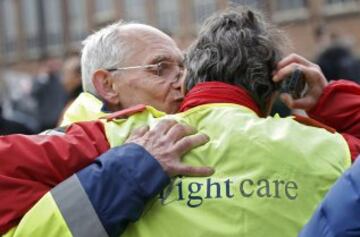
[179, 81, 262, 116]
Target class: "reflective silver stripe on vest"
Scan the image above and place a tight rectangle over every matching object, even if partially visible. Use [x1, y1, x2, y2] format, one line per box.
[51, 175, 108, 237]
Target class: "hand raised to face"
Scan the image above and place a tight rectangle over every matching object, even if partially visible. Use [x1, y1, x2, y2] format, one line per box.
[273, 53, 328, 111]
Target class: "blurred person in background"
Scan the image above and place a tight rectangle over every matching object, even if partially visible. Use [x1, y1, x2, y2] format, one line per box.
[315, 26, 360, 84]
[0, 70, 39, 133]
[0, 55, 84, 134]
[30, 54, 84, 131]
[31, 58, 68, 131]
[0, 76, 32, 135]
[317, 42, 360, 84]
[62, 55, 83, 102]
[6, 7, 360, 237]
[57, 54, 83, 125]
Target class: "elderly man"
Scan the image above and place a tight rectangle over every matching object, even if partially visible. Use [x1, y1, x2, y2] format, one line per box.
[61, 22, 185, 125]
[6, 7, 360, 237]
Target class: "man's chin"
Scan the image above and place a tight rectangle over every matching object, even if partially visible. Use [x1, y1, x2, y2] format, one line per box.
[163, 103, 181, 114]
[165, 107, 179, 114]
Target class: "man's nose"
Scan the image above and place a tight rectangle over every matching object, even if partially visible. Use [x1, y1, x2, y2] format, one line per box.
[173, 68, 186, 88]
[171, 76, 184, 91]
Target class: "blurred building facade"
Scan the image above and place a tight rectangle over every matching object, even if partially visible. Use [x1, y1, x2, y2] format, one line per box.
[0, 0, 359, 69]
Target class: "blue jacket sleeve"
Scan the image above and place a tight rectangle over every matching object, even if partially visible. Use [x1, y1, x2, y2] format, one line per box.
[299, 156, 360, 237]
[76, 143, 170, 237]
[50, 143, 170, 237]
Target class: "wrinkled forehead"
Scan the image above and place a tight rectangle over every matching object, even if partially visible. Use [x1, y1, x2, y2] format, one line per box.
[122, 25, 184, 66]
[145, 51, 184, 67]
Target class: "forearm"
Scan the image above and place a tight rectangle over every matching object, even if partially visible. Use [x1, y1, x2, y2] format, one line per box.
[75, 143, 169, 237]
[308, 80, 360, 160]
[0, 121, 110, 234]
[309, 80, 360, 137]
[4, 144, 169, 237]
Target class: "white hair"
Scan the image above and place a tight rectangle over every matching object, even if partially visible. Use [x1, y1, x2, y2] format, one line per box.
[81, 20, 132, 95]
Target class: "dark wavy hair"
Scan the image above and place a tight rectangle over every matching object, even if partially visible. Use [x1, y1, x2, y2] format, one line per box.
[185, 7, 288, 112]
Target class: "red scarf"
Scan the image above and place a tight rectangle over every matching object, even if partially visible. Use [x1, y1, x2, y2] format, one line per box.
[179, 81, 262, 116]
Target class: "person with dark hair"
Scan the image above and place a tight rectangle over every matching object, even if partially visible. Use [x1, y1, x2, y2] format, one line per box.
[316, 43, 360, 84]
[7, 7, 360, 237]
[31, 59, 69, 132]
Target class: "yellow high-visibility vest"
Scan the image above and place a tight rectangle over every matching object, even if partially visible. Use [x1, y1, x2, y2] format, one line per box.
[6, 94, 350, 237]
[103, 103, 350, 237]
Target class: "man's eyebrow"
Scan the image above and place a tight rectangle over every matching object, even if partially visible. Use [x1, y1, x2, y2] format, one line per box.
[149, 55, 184, 66]
[149, 55, 172, 64]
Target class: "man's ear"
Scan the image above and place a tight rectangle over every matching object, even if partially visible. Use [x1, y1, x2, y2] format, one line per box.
[92, 69, 120, 105]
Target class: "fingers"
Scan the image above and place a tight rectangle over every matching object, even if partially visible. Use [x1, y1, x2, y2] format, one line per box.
[166, 123, 196, 143]
[280, 90, 319, 110]
[276, 53, 313, 70]
[125, 125, 149, 142]
[274, 62, 325, 86]
[133, 125, 150, 137]
[275, 53, 328, 111]
[274, 53, 327, 88]
[174, 133, 210, 156]
[154, 119, 178, 135]
[174, 164, 214, 177]
[291, 96, 316, 110]
[273, 63, 307, 83]
[131, 119, 214, 178]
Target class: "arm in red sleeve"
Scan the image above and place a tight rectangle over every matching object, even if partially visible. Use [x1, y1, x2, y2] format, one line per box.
[0, 120, 110, 234]
[342, 133, 360, 162]
[308, 80, 360, 161]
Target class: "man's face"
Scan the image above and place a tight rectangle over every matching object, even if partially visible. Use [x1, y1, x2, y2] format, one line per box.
[111, 27, 185, 114]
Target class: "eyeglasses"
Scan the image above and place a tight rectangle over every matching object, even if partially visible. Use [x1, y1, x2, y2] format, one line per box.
[106, 61, 184, 79]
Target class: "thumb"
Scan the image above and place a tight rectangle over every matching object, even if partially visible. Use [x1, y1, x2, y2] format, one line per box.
[172, 164, 214, 177]
[291, 97, 316, 111]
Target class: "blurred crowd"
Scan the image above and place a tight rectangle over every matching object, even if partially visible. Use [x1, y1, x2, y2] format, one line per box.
[1, 28, 360, 135]
[0, 54, 83, 135]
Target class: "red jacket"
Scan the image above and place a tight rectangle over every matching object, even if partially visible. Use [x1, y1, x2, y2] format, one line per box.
[0, 121, 109, 233]
[1, 80, 360, 233]
[308, 80, 360, 160]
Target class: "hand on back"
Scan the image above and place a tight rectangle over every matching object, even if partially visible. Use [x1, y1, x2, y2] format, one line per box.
[126, 119, 214, 177]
